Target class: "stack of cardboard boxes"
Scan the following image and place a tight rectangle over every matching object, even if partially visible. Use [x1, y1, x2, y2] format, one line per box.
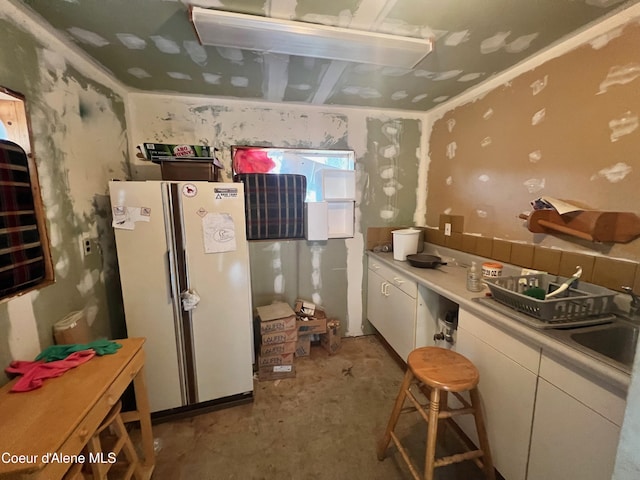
[256, 302, 298, 381]
[256, 299, 342, 381]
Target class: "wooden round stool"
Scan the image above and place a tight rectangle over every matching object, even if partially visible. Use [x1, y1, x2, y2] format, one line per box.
[377, 346, 495, 480]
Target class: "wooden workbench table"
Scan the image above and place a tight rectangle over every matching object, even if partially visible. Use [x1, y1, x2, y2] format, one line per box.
[0, 337, 154, 479]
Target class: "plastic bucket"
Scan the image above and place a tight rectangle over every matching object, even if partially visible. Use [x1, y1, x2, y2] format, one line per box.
[392, 229, 421, 261]
[482, 262, 504, 278]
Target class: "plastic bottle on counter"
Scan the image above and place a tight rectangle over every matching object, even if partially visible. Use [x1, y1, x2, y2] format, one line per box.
[467, 261, 482, 292]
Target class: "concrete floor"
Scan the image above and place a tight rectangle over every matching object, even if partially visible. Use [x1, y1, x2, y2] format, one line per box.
[147, 336, 491, 479]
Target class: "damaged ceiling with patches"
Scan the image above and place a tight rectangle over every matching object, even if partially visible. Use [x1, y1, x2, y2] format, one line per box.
[17, 0, 639, 112]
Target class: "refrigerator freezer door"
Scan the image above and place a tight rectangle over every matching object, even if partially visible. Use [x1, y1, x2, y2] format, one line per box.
[109, 181, 185, 412]
[177, 182, 254, 402]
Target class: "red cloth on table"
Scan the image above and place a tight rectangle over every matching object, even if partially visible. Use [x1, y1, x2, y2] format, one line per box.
[5, 349, 96, 392]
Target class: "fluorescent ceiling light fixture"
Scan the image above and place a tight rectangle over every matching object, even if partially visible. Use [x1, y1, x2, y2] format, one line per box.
[189, 6, 433, 69]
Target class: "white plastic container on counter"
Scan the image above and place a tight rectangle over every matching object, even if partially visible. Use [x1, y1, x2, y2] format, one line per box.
[392, 228, 421, 261]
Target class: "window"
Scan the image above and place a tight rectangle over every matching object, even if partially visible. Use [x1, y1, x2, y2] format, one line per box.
[0, 87, 53, 299]
[231, 146, 355, 202]
[231, 147, 356, 240]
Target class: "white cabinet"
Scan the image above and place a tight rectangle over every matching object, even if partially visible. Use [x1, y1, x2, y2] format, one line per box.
[367, 261, 421, 361]
[453, 308, 540, 480]
[306, 169, 355, 240]
[527, 354, 625, 480]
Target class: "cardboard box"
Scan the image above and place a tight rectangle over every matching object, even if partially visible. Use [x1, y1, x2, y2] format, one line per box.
[295, 335, 311, 357]
[296, 317, 327, 335]
[141, 143, 212, 160]
[261, 329, 297, 345]
[258, 364, 296, 381]
[294, 298, 326, 319]
[258, 352, 294, 368]
[159, 160, 219, 181]
[260, 341, 296, 356]
[256, 302, 296, 322]
[320, 319, 341, 355]
[259, 314, 296, 335]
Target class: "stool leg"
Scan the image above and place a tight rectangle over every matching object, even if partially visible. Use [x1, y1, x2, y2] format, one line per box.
[111, 415, 144, 480]
[424, 387, 441, 480]
[377, 369, 414, 460]
[469, 388, 495, 480]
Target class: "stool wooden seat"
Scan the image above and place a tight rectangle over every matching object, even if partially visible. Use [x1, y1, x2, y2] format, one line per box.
[377, 347, 495, 480]
[84, 400, 144, 480]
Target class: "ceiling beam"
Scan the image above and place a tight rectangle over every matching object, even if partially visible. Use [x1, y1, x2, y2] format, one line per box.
[311, 0, 399, 105]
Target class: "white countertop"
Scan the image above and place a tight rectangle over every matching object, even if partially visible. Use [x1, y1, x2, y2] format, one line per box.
[367, 250, 631, 394]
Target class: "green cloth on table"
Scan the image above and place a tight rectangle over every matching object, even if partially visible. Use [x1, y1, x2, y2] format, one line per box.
[35, 339, 122, 362]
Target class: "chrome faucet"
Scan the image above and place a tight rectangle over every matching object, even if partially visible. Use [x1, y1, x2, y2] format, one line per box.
[621, 286, 640, 316]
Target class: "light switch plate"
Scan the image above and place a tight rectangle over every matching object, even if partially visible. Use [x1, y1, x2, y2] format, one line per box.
[444, 223, 452, 236]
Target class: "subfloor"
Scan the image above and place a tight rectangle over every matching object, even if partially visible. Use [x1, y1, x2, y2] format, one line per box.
[146, 336, 491, 480]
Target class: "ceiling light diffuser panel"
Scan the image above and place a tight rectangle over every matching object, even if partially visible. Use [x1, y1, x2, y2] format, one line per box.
[189, 6, 433, 69]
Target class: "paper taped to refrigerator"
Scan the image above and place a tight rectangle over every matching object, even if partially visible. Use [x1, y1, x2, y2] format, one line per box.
[112, 206, 151, 230]
[203, 212, 237, 253]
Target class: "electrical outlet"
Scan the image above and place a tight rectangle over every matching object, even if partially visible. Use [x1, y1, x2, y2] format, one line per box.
[444, 223, 452, 236]
[81, 236, 93, 256]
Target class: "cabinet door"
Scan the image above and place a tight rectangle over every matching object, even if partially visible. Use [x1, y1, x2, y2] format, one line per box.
[367, 267, 416, 361]
[527, 378, 621, 480]
[454, 321, 538, 480]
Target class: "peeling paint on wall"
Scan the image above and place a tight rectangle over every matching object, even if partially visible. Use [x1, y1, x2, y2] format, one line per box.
[481, 32, 511, 54]
[531, 108, 546, 125]
[529, 150, 542, 163]
[609, 111, 638, 142]
[506, 33, 539, 53]
[591, 162, 632, 182]
[598, 63, 640, 94]
[168, 72, 192, 80]
[589, 26, 624, 49]
[0, 12, 129, 375]
[446, 141, 457, 159]
[116, 33, 147, 50]
[459, 73, 484, 82]
[530, 75, 548, 95]
[184, 40, 208, 66]
[427, 19, 640, 259]
[216, 47, 244, 64]
[150, 35, 180, 54]
[129, 67, 151, 78]
[342, 86, 382, 99]
[445, 30, 471, 46]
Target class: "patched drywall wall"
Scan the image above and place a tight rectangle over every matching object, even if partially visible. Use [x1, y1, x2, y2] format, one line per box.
[127, 93, 423, 336]
[426, 18, 640, 263]
[0, 6, 129, 385]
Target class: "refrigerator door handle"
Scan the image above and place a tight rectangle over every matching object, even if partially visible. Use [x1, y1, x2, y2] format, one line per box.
[166, 250, 176, 300]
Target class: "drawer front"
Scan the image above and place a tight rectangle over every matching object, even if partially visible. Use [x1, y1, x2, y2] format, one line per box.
[458, 308, 541, 374]
[368, 260, 417, 299]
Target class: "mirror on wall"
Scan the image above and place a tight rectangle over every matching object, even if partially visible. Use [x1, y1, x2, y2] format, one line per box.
[0, 86, 54, 298]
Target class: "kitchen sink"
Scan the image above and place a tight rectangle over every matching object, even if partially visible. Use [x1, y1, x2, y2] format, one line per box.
[569, 322, 638, 367]
[547, 316, 639, 373]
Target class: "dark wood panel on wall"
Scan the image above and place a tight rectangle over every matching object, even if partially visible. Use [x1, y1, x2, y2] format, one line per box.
[426, 20, 640, 262]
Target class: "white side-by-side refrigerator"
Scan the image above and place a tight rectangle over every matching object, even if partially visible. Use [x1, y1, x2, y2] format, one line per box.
[109, 180, 254, 414]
